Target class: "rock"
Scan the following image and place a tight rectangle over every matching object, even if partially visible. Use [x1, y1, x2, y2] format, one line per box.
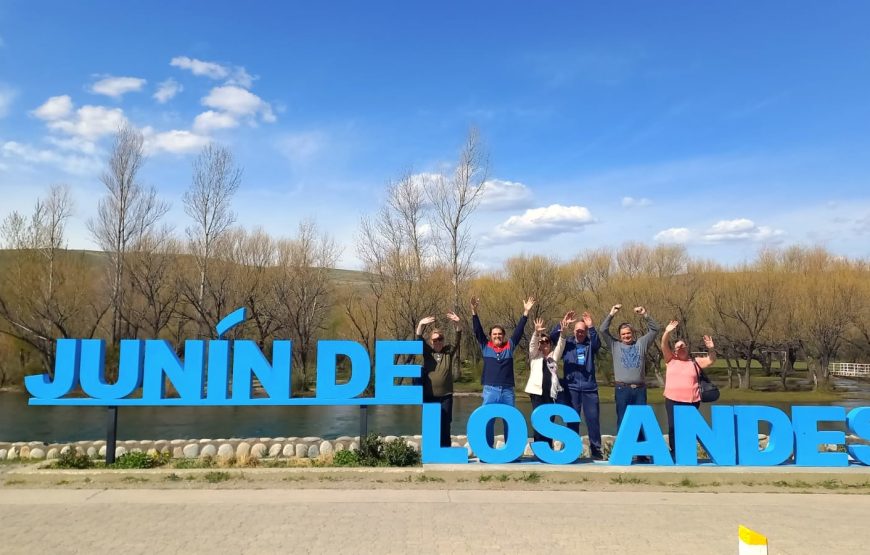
[6, 447, 18, 460]
[251, 443, 267, 459]
[302, 436, 320, 442]
[495, 440, 505, 450]
[198, 439, 212, 444]
[29, 448, 46, 460]
[46, 448, 59, 460]
[282, 444, 295, 457]
[182, 444, 200, 458]
[259, 437, 272, 443]
[319, 441, 334, 457]
[236, 442, 251, 458]
[295, 444, 308, 458]
[170, 439, 186, 446]
[464, 443, 473, 458]
[200, 445, 217, 458]
[146, 448, 159, 457]
[0, 449, 6, 460]
[60, 445, 72, 455]
[336, 436, 353, 442]
[307, 444, 320, 458]
[98, 446, 107, 457]
[384, 435, 398, 443]
[523, 443, 534, 457]
[334, 443, 346, 453]
[115, 446, 128, 458]
[268, 444, 283, 458]
[349, 442, 359, 452]
[406, 440, 420, 452]
[154, 441, 169, 452]
[87, 447, 97, 458]
[75, 446, 85, 456]
[553, 440, 563, 451]
[273, 437, 287, 442]
[19, 446, 31, 459]
[172, 447, 184, 458]
[217, 444, 234, 460]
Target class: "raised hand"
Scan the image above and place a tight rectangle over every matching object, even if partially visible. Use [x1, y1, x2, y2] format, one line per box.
[609, 304, 622, 316]
[523, 297, 536, 313]
[419, 316, 436, 326]
[703, 335, 715, 349]
[582, 311, 593, 327]
[634, 306, 647, 316]
[470, 297, 480, 311]
[445, 311, 461, 323]
[561, 310, 576, 329]
[665, 320, 679, 333]
[534, 317, 546, 332]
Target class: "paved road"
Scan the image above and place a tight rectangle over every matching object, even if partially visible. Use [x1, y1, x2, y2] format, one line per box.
[1, 489, 867, 554]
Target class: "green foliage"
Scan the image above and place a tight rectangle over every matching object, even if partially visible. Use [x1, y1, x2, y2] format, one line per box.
[332, 449, 360, 467]
[203, 471, 230, 483]
[383, 438, 421, 467]
[110, 451, 170, 469]
[55, 449, 93, 469]
[357, 433, 384, 466]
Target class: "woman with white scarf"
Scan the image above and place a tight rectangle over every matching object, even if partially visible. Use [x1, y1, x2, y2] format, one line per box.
[524, 311, 573, 447]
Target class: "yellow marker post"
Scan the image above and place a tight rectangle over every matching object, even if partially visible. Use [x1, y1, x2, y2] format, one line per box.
[738, 525, 768, 555]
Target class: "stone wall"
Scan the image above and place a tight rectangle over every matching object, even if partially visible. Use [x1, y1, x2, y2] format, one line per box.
[1, 434, 866, 462]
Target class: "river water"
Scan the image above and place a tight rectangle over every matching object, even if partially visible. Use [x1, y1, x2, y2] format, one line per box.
[1, 389, 867, 443]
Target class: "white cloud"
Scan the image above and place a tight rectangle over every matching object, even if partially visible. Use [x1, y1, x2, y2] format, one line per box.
[48, 105, 127, 140]
[32, 95, 74, 120]
[170, 56, 230, 80]
[1, 140, 100, 175]
[90, 76, 147, 98]
[478, 179, 533, 210]
[622, 196, 652, 208]
[142, 128, 210, 154]
[45, 136, 98, 154]
[277, 131, 327, 164]
[226, 67, 255, 89]
[0, 84, 16, 118]
[654, 218, 785, 244]
[654, 227, 692, 243]
[153, 79, 183, 103]
[487, 204, 594, 242]
[202, 85, 274, 122]
[192, 110, 239, 133]
[702, 218, 783, 242]
[855, 214, 870, 234]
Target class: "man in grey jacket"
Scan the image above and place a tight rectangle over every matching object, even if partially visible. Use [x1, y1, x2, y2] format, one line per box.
[601, 304, 660, 461]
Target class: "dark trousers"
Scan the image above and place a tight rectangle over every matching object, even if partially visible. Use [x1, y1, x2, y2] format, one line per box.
[565, 389, 602, 452]
[615, 385, 647, 442]
[529, 393, 556, 447]
[665, 398, 700, 455]
[425, 395, 453, 448]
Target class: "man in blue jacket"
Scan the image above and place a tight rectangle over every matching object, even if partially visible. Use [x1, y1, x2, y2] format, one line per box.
[550, 311, 603, 460]
[472, 295, 534, 448]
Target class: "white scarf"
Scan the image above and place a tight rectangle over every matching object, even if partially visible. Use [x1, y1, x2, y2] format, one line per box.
[546, 357, 563, 400]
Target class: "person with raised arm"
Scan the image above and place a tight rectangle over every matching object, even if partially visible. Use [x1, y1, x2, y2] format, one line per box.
[471, 296, 533, 448]
[549, 311, 604, 459]
[601, 304, 660, 462]
[415, 312, 463, 448]
[661, 320, 716, 456]
[524, 312, 571, 448]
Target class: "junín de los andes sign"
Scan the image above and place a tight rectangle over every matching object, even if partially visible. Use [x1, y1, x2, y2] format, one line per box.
[25, 309, 870, 467]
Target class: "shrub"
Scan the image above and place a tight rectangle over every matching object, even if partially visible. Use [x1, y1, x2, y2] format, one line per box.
[383, 438, 420, 467]
[55, 450, 92, 469]
[332, 449, 360, 467]
[111, 451, 170, 469]
[357, 433, 385, 466]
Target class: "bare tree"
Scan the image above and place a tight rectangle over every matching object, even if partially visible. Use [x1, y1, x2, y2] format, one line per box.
[184, 144, 242, 314]
[125, 227, 182, 339]
[88, 125, 169, 344]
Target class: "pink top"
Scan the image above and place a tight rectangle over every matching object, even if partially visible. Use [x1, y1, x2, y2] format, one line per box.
[664, 358, 701, 403]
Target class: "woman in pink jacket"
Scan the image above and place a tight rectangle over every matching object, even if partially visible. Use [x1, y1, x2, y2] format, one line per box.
[661, 320, 716, 456]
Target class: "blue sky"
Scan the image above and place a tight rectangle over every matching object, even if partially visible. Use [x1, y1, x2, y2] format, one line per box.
[1, 1, 869, 269]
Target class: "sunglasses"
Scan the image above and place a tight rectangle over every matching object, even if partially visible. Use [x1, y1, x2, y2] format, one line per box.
[431, 337, 444, 342]
[539, 338, 551, 344]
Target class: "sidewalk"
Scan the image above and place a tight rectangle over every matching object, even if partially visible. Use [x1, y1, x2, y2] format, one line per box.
[1, 488, 868, 554]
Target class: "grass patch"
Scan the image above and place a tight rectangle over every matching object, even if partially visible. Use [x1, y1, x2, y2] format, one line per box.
[675, 477, 699, 488]
[173, 457, 215, 469]
[495, 473, 510, 482]
[121, 476, 149, 483]
[772, 480, 812, 488]
[164, 473, 182, 482]
[478, 474, 493, 482]
[4, 479, 25, 485]
[516, 472, 542, 483]
[54, 479, 70, 485]
[610, 475, 649, 485]
[282, 475, 304, 482]
[203, 471, 231, 483]
[416, 475, 445, 483]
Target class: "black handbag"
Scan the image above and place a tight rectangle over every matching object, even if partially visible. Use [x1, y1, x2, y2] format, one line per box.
[695, 360, 720, 403]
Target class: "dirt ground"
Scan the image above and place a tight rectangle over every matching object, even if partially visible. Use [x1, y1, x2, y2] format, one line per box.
[3, 461, 869, 494]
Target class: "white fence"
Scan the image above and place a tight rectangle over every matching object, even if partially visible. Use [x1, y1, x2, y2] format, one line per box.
[829, 362, 870, 378]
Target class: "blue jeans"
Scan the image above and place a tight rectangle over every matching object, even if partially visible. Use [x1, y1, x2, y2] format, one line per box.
[565, 389, 601, 452]
[482, 385, 515, 448]
[615, 385, 647, 442]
